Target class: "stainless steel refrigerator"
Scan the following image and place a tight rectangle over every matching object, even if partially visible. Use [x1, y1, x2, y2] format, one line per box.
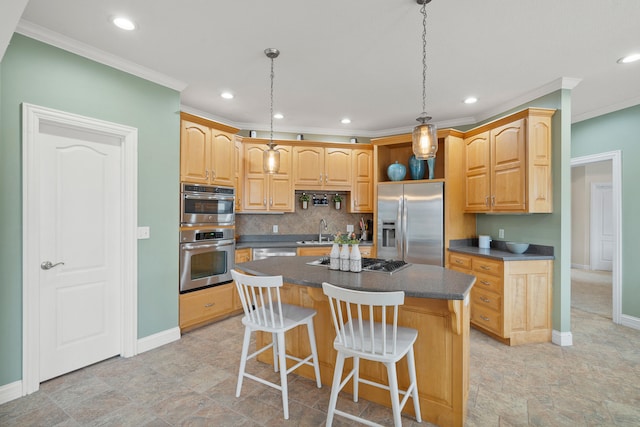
[377, 182, 444, 266]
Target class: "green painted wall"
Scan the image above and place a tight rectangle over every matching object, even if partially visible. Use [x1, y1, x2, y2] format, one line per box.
[0, 34, 180, 387]
[474, 91, 572, 333]
[572, 104, 640, 318]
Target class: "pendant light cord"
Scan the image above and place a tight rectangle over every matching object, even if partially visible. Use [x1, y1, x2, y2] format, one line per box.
[269, 55, 275, 147]
[420, 0, 428, 119]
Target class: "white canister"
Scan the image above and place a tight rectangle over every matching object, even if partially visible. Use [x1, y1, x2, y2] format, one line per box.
[478, 235, 492, 249]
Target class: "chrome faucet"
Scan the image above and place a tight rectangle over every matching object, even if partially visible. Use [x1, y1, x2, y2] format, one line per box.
[319, 218, 328, 242]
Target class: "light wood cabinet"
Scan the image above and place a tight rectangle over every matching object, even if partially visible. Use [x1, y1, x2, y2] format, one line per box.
[179, 284, 241, 332]
[235, 247, 251, 264]
[234, 136, 243, 212]
[243, 143, 293, 212]
[349, 149, 374, 213]
[180, 112, 238, 187]
[448, 252, 552, 345]
[293, 146, 351, 190]
[464, 108, 554, 213]
[297, 245, 375, 258]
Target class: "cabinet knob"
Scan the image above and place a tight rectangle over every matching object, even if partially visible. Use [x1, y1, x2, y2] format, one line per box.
[480, 280, 491, 286]
[480, 315, 490, 322]
[319, 174, 322, 183]
[480, 296, 491, 303]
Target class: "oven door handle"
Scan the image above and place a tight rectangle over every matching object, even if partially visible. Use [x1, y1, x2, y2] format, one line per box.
[183, 194, 234, 201]
[181, 240, 235, 251]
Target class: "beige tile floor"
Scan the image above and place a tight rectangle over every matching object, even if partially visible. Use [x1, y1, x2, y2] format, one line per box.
[1, 300, 639, 426]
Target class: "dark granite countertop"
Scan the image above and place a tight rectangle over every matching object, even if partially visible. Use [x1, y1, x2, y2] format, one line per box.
[448, 238, 555, 261]
[236, 256, 475, 300]
[236, 234, 373, 249]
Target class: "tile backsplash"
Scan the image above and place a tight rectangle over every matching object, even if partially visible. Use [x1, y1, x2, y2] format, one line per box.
[236, 205, 373, 238]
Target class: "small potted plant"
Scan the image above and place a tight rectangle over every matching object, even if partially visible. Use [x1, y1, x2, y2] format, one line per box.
[333, 193, 343, 210]
[299, 192, 310, 209]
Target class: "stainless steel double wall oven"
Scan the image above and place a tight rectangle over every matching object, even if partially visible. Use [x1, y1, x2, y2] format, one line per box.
[179, 183, 235, 293]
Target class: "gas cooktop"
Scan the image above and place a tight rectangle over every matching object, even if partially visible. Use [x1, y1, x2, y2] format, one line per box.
[307, 257, 410, 274]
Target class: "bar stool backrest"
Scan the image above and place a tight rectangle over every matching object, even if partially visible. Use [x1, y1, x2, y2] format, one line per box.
[322, 282, 405, 357]
[232, 270, 284, 329]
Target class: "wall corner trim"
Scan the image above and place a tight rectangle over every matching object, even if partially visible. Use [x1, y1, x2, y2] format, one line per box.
[552, 329, 573, 346]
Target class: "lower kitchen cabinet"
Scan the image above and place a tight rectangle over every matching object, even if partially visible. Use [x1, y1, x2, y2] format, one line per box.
[448, 252, 552, 345]
[179, 284, 241, 332]
[235, 247, 252, 264]
[297, 245, 374, 257]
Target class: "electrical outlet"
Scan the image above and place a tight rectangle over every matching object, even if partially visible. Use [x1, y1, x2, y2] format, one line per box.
[137, 226, 150, 239]
[346, 224, 354, 232]
[498, 229, 504, 239]
[273, 225, 278, 233]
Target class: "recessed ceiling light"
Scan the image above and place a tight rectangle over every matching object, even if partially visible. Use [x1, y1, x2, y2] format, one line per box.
[464, 97, 478, 104]
[341, 118, 351, 124]
[617, 53, 640, 64]
[221, 92, 234, 99]
[112, 16, 136, 31]
[273, 113, 284, 119]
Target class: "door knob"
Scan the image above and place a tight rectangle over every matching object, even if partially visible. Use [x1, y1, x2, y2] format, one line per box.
[41, 261, 65, 270]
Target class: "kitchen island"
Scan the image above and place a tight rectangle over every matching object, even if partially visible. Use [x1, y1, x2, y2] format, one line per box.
[236, 256, 475, 427]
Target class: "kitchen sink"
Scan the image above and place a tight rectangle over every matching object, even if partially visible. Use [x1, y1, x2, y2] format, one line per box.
[296, 240, 332, 245]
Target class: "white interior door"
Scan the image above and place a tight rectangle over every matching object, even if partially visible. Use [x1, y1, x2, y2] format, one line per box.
[590, 182, 613, 272]
[38, 125, 123, 381]
[23, 103, 138, 394]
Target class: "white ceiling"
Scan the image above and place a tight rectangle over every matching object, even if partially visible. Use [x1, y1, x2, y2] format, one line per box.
[5, 0, 640, 137]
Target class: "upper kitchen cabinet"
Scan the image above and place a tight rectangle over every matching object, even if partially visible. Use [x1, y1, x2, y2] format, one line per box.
[349, 148, 374, 213]
[180, 112, 238, 187]
[243, 142, 294, 212]
[234, 135, 244, 212]
[293, 146, 351, 190]
[464, 108, 555, 213]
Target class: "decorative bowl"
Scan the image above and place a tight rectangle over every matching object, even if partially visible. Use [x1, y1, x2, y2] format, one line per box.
[506, 242, 529, 254]
[387, 161, 406, 181]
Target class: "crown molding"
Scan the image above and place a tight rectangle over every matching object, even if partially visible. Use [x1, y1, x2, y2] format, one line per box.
[572, 95, 640, 123]
[16, 20, 187, 92]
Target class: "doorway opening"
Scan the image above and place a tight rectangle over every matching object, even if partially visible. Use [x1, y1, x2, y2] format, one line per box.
[570, 151, 621, 324]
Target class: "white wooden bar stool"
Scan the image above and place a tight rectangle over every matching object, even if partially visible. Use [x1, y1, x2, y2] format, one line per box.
[322, 282, 421, 427]
[231, 269, 322, 420]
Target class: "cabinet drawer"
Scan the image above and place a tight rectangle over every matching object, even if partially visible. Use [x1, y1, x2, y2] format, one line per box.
[473, 272, 503, 295]
[449, 253, 472, 270]
[179, 284, 235, 328]
[471, 305, 503, 336]
[472, 257, 503, 277]
[471, 288, 501, 312]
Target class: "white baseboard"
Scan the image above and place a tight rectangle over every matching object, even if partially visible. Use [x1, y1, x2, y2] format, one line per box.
[0, 380, 23, 405]
[552, 329, 573, 346]
[620, 314, 640, 331]
[136, 327, 181, 354]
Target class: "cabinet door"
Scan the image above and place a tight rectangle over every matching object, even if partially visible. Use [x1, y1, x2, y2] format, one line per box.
[350, 149, 373, 212]
[235, 248, 252, 264]
[180, 120, 210, 184]
[293, 146, 324, 189]
[243, 144, 268, 210]
[270, 146, 293, 211]
[464, 132, 490, 212]
[491, 119, 526, 212]
[210, 130, 235, 186]
[325, 148, 351, 188]
[234, 137, 243, 212]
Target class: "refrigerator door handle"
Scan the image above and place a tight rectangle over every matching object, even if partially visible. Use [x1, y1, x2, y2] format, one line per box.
[397, 197, 404, 259]
[401, 195, 408, 260]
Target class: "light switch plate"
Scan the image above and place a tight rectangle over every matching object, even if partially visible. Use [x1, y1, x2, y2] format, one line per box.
[273, 225, 278, 233]
[498, 229, 505, 239]
[137, 226, 150, 239]
[346, 224, 354, 232]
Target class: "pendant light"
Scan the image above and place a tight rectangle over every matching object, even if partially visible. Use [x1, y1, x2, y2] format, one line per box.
[412, 0, 438, 160]
[263, 48, 281, 174]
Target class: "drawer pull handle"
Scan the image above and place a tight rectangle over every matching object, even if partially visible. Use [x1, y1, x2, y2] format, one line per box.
[480, 315, 490, 322]
[455, 260, 463, 264]
[204, 303, 215, 308]
[480, 265, 491, 270]
[480, 280, 491, 286]
[480, 297, 491, 303]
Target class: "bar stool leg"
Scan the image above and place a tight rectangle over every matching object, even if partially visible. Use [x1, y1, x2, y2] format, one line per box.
[407, 347, 421, 422]
[236, 326, 252, 397]
[306, 320, 322, 388]
[326, 352, 346, 427]
[386, 362, 402, 427]
[276, 331, 289, 419]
